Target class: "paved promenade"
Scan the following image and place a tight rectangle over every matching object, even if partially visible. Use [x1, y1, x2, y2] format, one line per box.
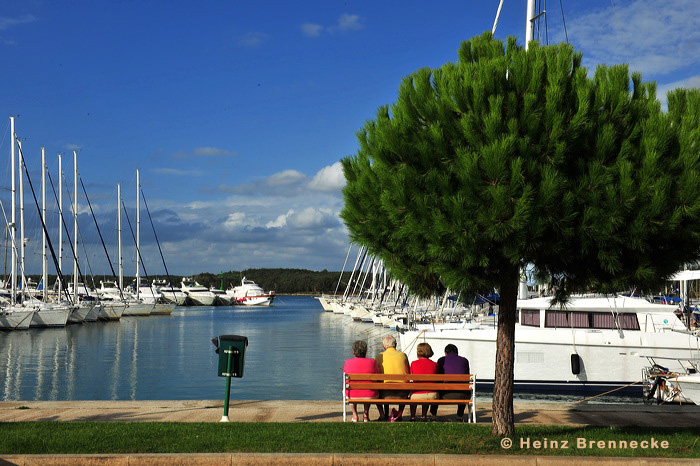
[2, 400, 699, 465]
[2, 399, 700, 426]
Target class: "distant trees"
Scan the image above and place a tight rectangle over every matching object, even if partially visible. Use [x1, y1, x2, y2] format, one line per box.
[22, 269, 359, 295]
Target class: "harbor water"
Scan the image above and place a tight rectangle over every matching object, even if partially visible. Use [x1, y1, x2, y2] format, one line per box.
[1, 295, 642, 403]
[1, 296, 393, 401]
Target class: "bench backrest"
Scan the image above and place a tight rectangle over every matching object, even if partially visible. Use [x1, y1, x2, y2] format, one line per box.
[345, 373, 473, 392]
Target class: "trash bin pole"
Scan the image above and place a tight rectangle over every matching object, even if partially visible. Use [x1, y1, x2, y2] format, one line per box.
[221, 350, 233, 422]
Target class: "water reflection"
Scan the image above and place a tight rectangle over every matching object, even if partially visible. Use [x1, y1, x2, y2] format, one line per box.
[0, 297, 394, 401]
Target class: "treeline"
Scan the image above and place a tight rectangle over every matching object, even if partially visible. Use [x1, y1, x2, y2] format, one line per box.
[199, 269, 346, 294]
[16, 268, 361, 295]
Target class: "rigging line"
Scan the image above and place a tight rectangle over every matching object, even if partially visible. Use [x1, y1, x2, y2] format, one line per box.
[140, 188, 175, 300]
[80, 178, 119, 286]
[47, 168, 91, 298]
[45, 171, 90, 296]
[61, 171, 97, 296]
[544, 0, 549, 45]
[120, 198, 154, 294]
[558, 0, 569, 43]
[16, 143, 72, 303]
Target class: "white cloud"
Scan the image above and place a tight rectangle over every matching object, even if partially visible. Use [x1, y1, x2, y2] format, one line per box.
[172, 147, 237, 159]
[308, 161, 345, 192]
[237, 32, 270, 48]
[301, 23, 323, 37]
[302, 13, 363, 37]
[565, 0, 700, 76]
[267, 169, 307, 187]
[334, 13, 363, 32]
[65, 143, 81, 150]
[0, 14, 37, 30]
[152, 167, 202, 176]
[193, 147, 237, 157]
[657, 75, 700, 110]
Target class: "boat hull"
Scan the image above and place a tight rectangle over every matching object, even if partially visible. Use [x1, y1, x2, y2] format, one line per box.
[399, 324, 700, 393]
[151, 303, 176, 315]
[0, 310, 34, 330]
[30, 308, 70, 328]
[123, 303, 153, 316]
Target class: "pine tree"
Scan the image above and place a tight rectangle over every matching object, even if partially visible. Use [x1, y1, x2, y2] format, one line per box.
[340, 32, 700, 436]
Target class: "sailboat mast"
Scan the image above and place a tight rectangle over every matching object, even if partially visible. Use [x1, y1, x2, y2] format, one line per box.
[42, 148, 48, 302]
[58, 154, 63, 297]
[118, 183, 123, 291]
[73, 151, 78, 298]
[18, 140, 25, 298]
[525, 0, 536, 50]
[10, 117, 16, 303]
[135, 169, 140, 299]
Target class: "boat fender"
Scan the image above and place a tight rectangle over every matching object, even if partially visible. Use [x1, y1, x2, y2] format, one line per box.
[571, 353, 581, 375]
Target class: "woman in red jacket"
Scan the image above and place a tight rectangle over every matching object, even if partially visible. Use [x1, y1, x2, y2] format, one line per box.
[409, 342, 438, 421]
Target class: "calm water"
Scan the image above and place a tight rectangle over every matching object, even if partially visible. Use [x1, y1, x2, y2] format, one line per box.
[0, 296, 641, 403]
[0, 296, 393, 401]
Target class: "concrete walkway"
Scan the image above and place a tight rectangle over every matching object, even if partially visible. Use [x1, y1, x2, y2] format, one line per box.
[1, 399, 700, 426]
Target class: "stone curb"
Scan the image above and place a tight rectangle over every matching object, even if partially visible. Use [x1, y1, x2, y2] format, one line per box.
[0, 454, 694, 466]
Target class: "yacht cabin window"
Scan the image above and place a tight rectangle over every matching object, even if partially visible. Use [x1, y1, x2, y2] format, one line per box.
[520, 309, 540, 327]
[544, 311, 640, 330]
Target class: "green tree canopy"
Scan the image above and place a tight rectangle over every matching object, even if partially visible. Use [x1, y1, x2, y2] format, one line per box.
[340, 32, 700, 435]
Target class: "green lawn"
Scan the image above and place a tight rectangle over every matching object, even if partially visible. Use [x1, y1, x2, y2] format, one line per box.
[1, 423, 698, 458]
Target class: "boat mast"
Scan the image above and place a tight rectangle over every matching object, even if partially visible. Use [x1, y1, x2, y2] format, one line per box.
[135, 169, 140, 299]
[525, 0, 537, 50]
[18, 140, 26, 301]
[57, 154, 63, 298]
[42, 148, 48, 302]
[10, 117, 16, 304]
[118, 183, 123, 292]
[73, 151, 78, 299]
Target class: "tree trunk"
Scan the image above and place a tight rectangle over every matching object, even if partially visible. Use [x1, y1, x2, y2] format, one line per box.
[491, 267, 519, 436]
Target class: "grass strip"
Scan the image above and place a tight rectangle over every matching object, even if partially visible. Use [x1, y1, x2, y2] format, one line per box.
[0, 423, 698, 457]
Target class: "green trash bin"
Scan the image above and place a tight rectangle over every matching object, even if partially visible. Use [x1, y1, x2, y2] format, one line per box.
[216, 335, 248, 378]
[213, 334, 248, 422]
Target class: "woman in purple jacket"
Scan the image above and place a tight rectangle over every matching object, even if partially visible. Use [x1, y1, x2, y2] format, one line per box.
[435, 344, 471, 422]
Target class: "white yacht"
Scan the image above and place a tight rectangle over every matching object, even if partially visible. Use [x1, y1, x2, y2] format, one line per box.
[210, 287, 233, 306]
[181, 278, 217, 306]
[399, 295, 700, 394]
[226, 277, 276, 306]
[99, 280, 152, 316]
[154, 280, 188, 306]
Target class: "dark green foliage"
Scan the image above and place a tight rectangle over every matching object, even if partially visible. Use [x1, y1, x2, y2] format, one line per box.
[27, 270, 357, 295]
[341, 32, 700, 301]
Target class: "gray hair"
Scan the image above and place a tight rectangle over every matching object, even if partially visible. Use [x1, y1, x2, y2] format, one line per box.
[382, 335, 397, 349]
[352, 340, 368, 358]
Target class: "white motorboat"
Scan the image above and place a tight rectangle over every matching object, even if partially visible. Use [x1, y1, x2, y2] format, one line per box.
[675, 373, 700, 404]
[227, 278, 276, 306]
[181, 278, 217, 306]
[98, 280, 152, 316]
[153, 280, 188, 306]
[399, 295, 700, 394]
[210, 287, 233, 306]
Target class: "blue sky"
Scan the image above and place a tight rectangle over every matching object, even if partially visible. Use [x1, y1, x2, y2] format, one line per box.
[0, 0, 698, 277]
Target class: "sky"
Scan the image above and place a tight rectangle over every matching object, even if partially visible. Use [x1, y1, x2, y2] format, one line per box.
[0, 0, 698, 278]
